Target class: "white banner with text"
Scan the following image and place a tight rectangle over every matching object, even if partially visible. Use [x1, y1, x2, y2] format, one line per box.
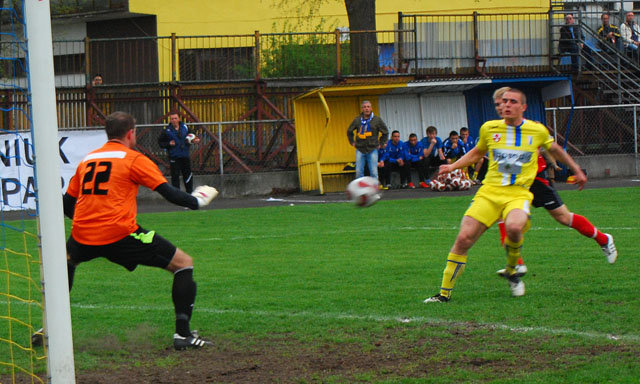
[0, 130, 107, 211]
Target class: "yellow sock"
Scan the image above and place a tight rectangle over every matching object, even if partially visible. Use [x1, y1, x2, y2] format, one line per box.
[439, 253, 467, 298]
[504, 237, 524, 276]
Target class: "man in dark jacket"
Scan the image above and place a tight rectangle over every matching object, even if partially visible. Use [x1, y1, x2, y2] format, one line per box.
[559, 13, 584, 71]
[347, 100, 389, 180]
[158, 112, 200, 193]
[597, 13, 622, 52]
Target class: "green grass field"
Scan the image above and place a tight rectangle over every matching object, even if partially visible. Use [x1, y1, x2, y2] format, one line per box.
[2, 186, 640, 383]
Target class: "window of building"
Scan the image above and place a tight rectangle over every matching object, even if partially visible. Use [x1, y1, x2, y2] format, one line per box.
[53, 54, 85, 75]
[179, 47, 254, 81]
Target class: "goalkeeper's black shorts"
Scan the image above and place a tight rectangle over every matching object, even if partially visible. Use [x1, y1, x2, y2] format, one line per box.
[67, 225, 177, 271]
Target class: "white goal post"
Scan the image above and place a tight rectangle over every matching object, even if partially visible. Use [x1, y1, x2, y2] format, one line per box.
[24, 0, 76, 383]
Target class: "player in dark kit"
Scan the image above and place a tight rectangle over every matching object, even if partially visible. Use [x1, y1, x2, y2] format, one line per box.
[490, 88, 617, 277]
[32, 111, 218, 350]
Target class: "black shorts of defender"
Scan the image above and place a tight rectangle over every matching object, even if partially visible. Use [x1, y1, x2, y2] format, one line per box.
[67, 226, 177, 271]
[530, 178, 564, 211]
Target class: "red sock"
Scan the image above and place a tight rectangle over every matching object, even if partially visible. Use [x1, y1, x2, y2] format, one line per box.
[571, 213, 608, 246]
[498, 221, 506, 246]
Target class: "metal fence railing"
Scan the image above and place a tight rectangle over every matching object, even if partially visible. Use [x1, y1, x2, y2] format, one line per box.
[398, 12, 551, 75]
[0, 10, 585, 87]
[546, 104, 639, 175]
[62, 119, 297, 176]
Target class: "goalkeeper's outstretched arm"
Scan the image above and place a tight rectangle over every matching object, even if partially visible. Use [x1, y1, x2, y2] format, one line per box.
[62, 193, 77, 218]
[154, 183, 218, 209]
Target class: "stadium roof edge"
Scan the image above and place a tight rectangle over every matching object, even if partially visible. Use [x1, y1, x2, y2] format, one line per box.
[294, 76, 571, 100]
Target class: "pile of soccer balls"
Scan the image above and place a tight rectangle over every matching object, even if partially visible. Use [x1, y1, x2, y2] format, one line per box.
[346, 176, 381, 207]
[429, 169, 473, 192]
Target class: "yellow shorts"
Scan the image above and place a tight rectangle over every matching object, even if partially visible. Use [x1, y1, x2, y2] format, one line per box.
[464, 184, 533, 228]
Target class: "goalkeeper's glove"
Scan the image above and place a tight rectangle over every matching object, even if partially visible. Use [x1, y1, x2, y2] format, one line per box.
[191, 185, 218, 207]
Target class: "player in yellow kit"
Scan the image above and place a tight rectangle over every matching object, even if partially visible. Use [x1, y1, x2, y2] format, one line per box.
[424, 88, 587, 302]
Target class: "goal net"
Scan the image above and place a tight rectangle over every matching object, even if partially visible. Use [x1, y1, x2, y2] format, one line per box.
[0, 1, 75, 383]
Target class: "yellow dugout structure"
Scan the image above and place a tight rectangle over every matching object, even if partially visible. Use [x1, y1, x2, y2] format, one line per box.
[294, 83, 406, 194]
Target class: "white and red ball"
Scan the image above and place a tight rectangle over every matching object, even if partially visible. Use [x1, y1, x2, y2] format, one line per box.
[346, 176, 381, 207]
[186, 133, 197, 143]
[436, 181, 446, 192]
[459, 179, 472, 190]
[450, 177, 461, 189]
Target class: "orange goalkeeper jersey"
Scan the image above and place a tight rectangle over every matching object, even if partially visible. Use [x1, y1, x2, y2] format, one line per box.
[67, 141, 167, 245]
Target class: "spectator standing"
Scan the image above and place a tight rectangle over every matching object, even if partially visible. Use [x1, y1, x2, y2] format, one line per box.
[158, 112, 200, 194]
[91, 74, 103, 87]
[347, 100, 389, 180]
[559, 13, 584, 71]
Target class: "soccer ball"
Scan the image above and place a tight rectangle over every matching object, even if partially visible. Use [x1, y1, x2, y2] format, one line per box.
[433, 180, 446, 192]
[346, 176, 381, 207]
[186, 133, 197, 143]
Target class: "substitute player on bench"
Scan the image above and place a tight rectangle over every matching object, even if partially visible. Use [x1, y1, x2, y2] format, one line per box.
[33, 111, 218, 350]
[424, 88, 588, 302]
[490, 87, 617, 278]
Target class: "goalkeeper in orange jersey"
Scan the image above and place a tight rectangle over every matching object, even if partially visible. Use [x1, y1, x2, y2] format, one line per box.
[425, 88, 590, 303]
[490, 88, 617, 278]
[33, 112, 218, 350]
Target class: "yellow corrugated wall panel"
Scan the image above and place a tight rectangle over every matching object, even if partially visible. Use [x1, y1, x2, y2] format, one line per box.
[294, 95, 380, 192]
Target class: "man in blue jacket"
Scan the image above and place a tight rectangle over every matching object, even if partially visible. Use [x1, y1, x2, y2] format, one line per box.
[421, 126, 446, 178]
[443, 130, 467, 162]
[405, 133, 428, 188]
[158, 112, 200, 193]
[383, 130, 409, 188]
[377, 142, 389, 189]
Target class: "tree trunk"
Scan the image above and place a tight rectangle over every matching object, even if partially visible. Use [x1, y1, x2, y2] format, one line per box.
[345, 0, 378, 75]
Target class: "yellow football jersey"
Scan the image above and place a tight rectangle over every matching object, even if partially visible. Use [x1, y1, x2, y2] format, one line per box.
[476, 119, 553, 189]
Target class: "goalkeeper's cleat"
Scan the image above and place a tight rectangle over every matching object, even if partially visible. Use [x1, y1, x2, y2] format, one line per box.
[173, 332, 211, 350]
[601, 234, 617, 264]
[191, 185, 218, 208]
[31, 328, 44, 347]
[504, 274, 525, 297]
[423, 294, 450, 303]
[496, 264, 527, 278]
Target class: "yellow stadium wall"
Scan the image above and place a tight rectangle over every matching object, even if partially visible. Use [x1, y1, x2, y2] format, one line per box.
[129, 0, 550, 36]
[294, 94, 382, 192]
[128, 0, 550, 82]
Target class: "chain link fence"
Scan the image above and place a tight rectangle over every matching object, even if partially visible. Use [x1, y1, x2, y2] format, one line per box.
[133, 120, 296, 176]
[546, 104, 639, 176]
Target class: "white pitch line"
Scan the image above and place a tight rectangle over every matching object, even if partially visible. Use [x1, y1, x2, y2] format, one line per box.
[68, 303, 640, 343]
[264, 197, 350, 204]
[195, 226, 635, 242]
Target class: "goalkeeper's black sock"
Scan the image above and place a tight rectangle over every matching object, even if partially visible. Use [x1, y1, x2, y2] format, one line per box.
[67, 261, 76, 291]
[172, 267, 197, 337]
